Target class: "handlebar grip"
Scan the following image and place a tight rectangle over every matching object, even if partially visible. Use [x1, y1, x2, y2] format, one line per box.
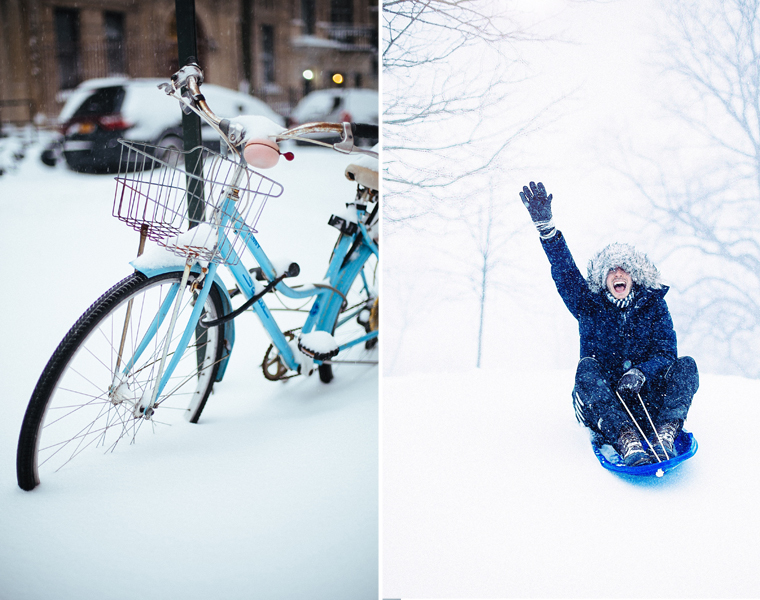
[351, 123, 378, 140]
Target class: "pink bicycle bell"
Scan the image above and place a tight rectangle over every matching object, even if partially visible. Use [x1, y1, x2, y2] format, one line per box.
[243, 138, 283, 169]
[234, 115, 294, 168]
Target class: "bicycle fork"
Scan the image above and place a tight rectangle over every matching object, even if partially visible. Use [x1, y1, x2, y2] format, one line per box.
[139, 260, 195, 418]
[109, 260, 219, 420]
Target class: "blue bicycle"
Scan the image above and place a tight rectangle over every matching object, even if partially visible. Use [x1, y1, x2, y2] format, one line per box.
[16, 65, 379, 491]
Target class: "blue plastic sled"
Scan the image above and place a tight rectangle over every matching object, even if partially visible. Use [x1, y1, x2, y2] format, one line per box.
[592, 430, 698, 478]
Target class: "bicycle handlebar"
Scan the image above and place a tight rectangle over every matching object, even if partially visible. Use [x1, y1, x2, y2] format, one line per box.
[271, 122, 377, 141]
[352, 123, 378, 140]
[274, 122, 377, 158]
[159, 63, 378, 159]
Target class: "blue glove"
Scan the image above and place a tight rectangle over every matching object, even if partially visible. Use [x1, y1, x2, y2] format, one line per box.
[520, 181, 555, 238]
[617, 368, 646, 395]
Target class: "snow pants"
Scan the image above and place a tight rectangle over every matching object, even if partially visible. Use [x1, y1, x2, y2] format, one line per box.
[572, 356, 699, 445]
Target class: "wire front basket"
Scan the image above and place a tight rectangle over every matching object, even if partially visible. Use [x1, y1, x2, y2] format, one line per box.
[113, 140, 283, 266]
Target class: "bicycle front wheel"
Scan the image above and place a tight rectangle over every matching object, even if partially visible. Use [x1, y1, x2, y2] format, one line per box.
[17, 270, 226, 491]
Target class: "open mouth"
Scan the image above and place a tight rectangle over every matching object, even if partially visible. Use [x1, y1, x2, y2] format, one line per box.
[613, 280, 627, 293]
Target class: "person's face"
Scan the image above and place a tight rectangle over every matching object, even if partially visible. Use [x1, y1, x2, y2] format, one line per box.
[606, 267, 632, 299]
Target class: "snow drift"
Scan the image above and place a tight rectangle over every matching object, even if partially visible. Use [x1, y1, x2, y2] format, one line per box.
[382, 367, 760, 598]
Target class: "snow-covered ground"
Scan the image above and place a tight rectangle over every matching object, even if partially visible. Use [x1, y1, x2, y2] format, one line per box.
[0, 136, 378, 600]
[383, 368, 760, 598]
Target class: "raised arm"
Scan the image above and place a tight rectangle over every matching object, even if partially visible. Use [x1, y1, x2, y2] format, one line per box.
[519, 181, 594, 318]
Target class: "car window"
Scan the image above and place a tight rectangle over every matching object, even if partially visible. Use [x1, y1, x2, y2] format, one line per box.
[71, 86, 126, 118]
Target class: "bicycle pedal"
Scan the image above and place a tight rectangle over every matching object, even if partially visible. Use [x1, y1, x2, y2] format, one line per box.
[298, 331, 339, 361]
[328, 214, 358, 235]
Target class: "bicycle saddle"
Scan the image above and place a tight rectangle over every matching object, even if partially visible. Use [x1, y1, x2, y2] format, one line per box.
[345, 148, 378, 191]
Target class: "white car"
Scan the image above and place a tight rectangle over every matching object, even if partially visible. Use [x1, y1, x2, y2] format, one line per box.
[288, 88, 378, 145]
[50, 78, 284, 173]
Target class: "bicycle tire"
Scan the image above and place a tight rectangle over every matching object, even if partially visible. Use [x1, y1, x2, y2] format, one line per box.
[17, 270, 225, 491]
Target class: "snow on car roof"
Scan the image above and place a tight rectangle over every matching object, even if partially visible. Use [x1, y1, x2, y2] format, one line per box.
[291, 88, 378, 123]
[57, 78, 284, 137]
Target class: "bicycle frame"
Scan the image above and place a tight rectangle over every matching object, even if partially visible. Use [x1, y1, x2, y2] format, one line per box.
[125, 157, 378, 412]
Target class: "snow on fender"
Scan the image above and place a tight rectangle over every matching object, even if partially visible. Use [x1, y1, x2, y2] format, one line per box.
[231, 115, 293, 169]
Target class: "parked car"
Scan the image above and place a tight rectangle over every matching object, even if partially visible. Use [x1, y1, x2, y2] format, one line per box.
[44, 78, 284, 173]
[288, 88, 378, 146]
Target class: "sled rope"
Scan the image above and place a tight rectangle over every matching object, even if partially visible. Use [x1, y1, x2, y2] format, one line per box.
[615, 391, 663, 463]
[638, 392, 671, 460]
[573, 392, 585, 425]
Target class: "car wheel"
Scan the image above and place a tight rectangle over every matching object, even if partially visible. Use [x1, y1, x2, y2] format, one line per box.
[40, 144, 60, 167]
[157, 134, 184, 168]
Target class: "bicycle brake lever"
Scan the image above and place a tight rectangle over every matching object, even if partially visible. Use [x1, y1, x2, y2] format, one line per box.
[349, 147, 378, 159]
[171, 63, 204, 89]
[333, 123, 378, 159]
[333, 123, 355, 154]
[159, 64, 204, 100]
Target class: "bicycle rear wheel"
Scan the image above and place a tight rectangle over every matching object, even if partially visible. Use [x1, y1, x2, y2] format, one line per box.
[317, 253, 378, 383]
[16, 271, 225, 491]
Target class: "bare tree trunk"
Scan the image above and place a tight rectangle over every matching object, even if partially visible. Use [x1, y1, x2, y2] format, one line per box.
[476, 198, 492, 368]
[476, 253, 487, 368]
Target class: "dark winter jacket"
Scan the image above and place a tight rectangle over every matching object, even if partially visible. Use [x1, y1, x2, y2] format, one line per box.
[541, 231, 677, 385]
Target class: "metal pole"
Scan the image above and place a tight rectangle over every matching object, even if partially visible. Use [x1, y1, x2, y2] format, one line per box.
[174, 0, 207, 376]
[241, 0, 253, 93]
[175, 0, 204, 228]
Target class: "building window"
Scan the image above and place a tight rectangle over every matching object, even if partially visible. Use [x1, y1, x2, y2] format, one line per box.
[54, 7, 81, 90]
[301, 0, 316, 35]
[104, 12, 127, 76]
[261, 25, 275, 84]
[330, 0, 353, 24]
[166, 15, 209, 79]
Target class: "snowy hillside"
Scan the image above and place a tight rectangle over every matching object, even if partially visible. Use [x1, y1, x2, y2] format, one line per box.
[382, 367, 760, 598]
[0, 137, 378, 599]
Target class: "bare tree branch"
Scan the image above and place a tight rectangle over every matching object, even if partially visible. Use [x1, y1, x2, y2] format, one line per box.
[382, 0, 561, 224]
[624, 0, 760, 377]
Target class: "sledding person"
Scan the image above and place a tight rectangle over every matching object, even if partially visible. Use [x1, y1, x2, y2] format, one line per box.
[519, 181, 699, 467]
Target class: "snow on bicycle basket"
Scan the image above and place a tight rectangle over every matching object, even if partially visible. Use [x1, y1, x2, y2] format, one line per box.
[113, 141, 283, 265]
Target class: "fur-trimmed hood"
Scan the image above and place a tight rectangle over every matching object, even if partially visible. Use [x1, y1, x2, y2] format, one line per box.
[586, 242, 662, 294]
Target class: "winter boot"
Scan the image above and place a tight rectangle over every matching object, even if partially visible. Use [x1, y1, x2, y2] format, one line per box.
[650, 420, 680, 461]
[616, 427, 651, 467]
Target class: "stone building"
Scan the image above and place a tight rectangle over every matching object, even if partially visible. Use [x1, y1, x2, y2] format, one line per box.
[0, 0, 378, 125]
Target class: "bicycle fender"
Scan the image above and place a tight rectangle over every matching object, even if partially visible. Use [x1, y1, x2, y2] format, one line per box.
[130, 262, 236, 382]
